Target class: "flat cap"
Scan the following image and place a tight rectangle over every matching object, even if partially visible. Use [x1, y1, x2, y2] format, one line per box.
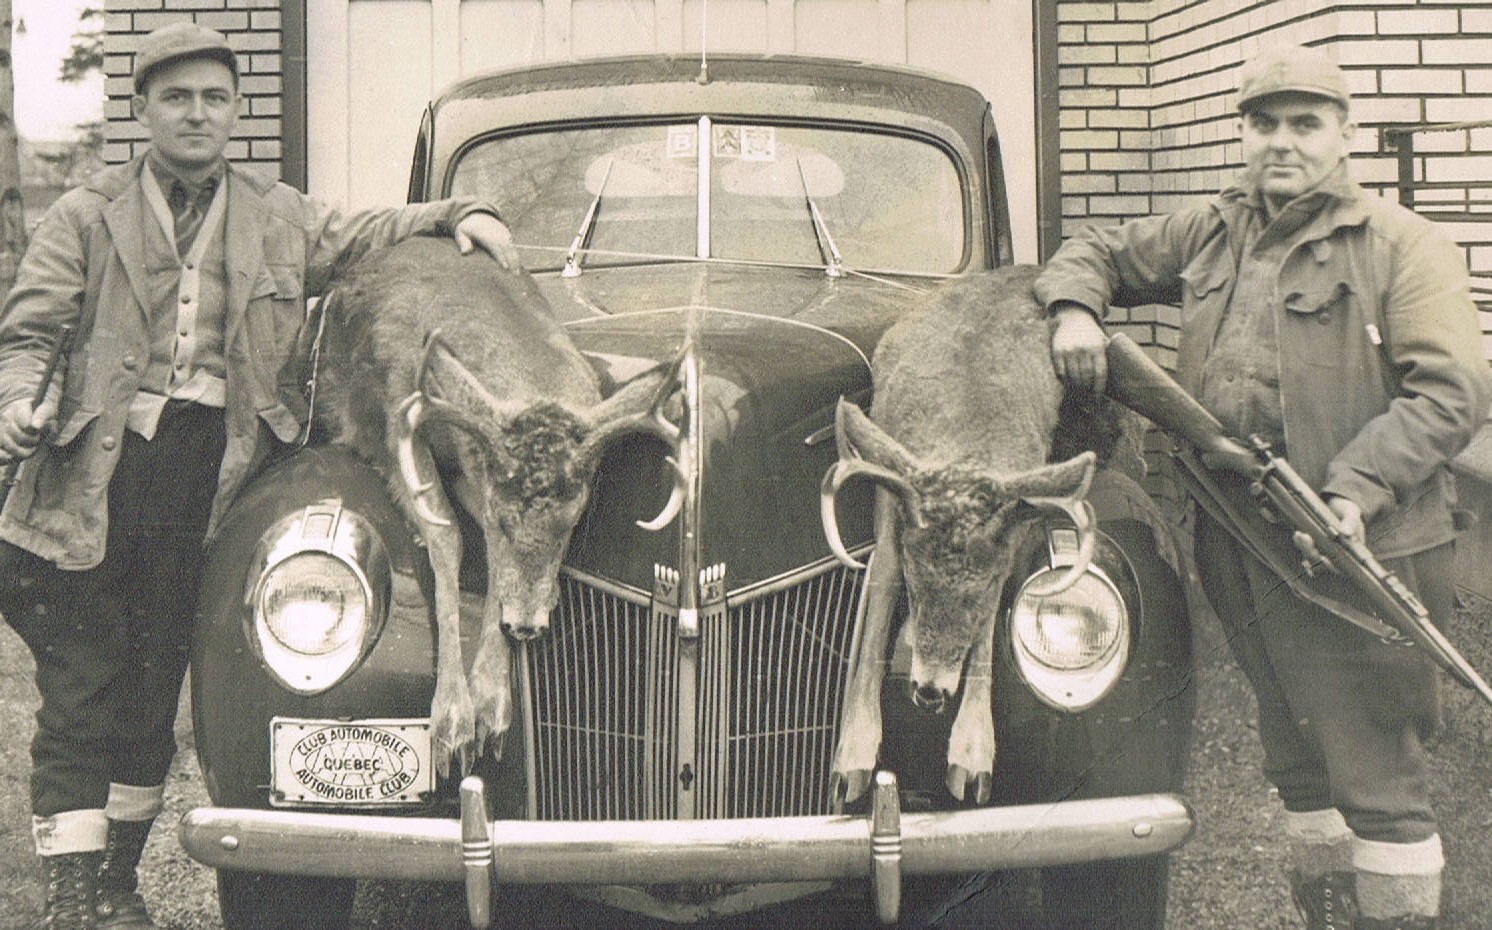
[1236, 44, 1350, 114]
[133, 22, 239, 94]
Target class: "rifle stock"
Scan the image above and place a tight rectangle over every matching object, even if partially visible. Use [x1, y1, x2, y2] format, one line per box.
[1104, 333, 1254, 469]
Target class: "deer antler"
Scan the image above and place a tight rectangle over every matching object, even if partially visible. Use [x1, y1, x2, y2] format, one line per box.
[821, 399, 925, 570]
[394, 392, 453, 527]
[577, 364, 687, 532]
[820, 458, 922, 570]
[1018, 451, 1098, 596]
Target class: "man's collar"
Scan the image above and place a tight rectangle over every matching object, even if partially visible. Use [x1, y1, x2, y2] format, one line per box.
[1220, 161, 1366, 231]
[146, 152, 227, 198]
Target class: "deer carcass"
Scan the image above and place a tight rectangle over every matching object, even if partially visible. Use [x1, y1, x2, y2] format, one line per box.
[314, 237, 680, 773]
[821, 265, 1098, 805]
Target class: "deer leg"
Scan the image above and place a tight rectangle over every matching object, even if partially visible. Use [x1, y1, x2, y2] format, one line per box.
[831, 491, 901, 806]
[468, 522, 512, 760]
[399, 437, 476, 777]
[468, 613, 513, 760]
[945, 606, 997, 804]
[440, 464, 515, 763]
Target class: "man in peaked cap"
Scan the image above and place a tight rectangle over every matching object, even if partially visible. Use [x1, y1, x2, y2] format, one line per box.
[1037, 44, 1490, 929]
[0, 20, 521, 928]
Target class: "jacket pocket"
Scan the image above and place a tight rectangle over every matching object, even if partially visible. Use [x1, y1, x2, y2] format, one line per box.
[245, 264, 309, 370]
[1281, 281, 1354, 368]
[1180, 260, 1231, 302]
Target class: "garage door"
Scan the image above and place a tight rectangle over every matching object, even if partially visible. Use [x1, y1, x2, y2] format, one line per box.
[306, 0, 1038, 261]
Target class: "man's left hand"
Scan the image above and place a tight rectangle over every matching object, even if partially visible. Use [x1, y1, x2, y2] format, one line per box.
[1324, 495, 1365, 546]
[454, 211, 521, 271]
[1291, 495, 1366, 572]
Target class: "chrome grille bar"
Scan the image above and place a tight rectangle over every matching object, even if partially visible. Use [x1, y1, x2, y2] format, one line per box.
[527, 560, 864, 822]
[694, 565, 861, 818]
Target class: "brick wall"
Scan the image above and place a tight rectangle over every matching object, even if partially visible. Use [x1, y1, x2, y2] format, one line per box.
[1057, 1, 1492, 521]
[1058, 1, 1492, 299]
[101, 0, 284, 177]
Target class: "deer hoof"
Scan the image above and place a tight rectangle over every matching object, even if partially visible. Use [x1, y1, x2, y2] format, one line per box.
[472, 698, 511, 762]
[944, 765, 992, 805]
[830, 769, 873, 806]
[431, 685, 477, 778]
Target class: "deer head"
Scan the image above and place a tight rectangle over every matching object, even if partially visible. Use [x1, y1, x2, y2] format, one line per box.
[396, 332, 684, 640]
[821, 398, 1096, 711]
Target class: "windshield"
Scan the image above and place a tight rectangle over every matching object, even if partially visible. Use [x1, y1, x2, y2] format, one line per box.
[449, 121, 966, 275]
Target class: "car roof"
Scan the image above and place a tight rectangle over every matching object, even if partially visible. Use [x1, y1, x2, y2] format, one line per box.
[423, 54, 993, 189]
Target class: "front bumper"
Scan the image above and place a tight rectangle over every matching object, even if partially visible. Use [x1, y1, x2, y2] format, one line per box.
[180, 772, 1192, 926]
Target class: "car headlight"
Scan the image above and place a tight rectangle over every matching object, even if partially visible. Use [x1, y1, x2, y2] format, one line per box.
[1009, 527, 1130, 712]
[259, 552, 367, 655]
[246, 500, 390, 694]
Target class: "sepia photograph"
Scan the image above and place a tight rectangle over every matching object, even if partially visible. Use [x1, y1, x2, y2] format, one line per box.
[0, 0, 1490, 927]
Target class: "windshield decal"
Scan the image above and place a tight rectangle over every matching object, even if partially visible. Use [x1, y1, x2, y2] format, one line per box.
[715, 125, 776, 161]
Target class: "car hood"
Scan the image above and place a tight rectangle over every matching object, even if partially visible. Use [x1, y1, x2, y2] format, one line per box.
[549, 265, 921, 590]
[538, 262, 927, 362]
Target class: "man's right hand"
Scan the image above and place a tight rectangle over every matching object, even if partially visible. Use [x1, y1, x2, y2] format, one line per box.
[1050, 301, 1108, 392]
[0, 397, 58, 463]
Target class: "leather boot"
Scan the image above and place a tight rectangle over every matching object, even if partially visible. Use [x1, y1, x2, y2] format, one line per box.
[1355, 917, 1437, 930]
[41, 851, 102, 930]
[93, 819, 158, 929]
[1290, 870, 1358, 930]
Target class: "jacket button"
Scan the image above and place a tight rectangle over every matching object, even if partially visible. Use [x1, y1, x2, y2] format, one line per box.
[122, 355, 138, 371]
[101, 436, 117, 451]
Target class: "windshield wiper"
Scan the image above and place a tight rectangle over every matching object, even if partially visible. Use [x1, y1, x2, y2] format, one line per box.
[562, 159, 615, 278]
[798, 158, 844, 279]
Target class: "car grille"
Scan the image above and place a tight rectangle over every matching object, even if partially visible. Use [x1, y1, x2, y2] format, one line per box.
[524, 562, 864, 821]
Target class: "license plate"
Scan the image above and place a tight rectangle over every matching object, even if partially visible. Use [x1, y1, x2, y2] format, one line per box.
[270, 718, 432, 807]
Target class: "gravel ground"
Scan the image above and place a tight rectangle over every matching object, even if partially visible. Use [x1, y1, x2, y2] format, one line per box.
[3, 596, 1490, 930]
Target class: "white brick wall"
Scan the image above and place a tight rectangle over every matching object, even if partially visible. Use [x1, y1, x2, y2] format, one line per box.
[1057, 0, 1492, 287]
[102, 0, 284, 177]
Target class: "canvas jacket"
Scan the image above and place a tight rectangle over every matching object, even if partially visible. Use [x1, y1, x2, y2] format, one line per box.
[1035, 169, 1491, 559]
[0, 155, 489, 569]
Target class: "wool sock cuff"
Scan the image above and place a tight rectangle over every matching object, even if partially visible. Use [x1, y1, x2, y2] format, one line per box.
[1355, 834, 1444, 920]
[1284, 807, 1353, 874]
[105, 782, 165, 822]
[1353, 834, 1445, 876]
[33, 809, 109, 856]
[1284, 807, 1352, 844]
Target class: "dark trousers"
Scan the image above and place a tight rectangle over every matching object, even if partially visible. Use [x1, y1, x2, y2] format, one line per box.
[0, 402, 226, 817]
[1193, 507, 1450, 844]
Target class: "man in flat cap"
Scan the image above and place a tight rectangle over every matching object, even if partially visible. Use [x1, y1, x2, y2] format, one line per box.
[0, 21, 520, 928]
[1037, 44, 1489, 929]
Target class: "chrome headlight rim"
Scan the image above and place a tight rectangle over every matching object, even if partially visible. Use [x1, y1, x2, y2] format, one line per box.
[244, 500, 391, 695]
[1007, 523, 1134, 713]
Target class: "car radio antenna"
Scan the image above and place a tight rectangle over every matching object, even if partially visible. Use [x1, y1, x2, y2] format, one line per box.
[696, 0, 710, 83]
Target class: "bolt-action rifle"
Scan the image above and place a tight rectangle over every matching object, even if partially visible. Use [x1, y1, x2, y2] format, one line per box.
[1104, 332, 1492, 708]
[0, 324, 77, 511]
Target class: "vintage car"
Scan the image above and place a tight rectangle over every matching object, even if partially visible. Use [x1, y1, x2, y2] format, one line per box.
[179, 54, 1196, 929]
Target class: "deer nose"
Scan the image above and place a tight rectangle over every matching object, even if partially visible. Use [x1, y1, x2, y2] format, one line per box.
[501, 621, 544, 643]
[912, 684, 947, 713]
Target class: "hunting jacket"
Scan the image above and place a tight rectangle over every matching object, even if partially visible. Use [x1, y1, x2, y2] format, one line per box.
[1035, 168, 1491, 559]
[0, 155, 488, 569]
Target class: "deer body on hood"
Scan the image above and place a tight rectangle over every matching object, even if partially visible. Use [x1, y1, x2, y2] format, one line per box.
[822, 265, 1097, 805]
[314, 237, 677, 773]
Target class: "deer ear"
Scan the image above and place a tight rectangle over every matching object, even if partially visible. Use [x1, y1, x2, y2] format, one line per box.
[998, 450, 1096, 501]
[573, 367, 678, 469]
[587, 368, 670, 425]
[836, 398, 916, 474]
